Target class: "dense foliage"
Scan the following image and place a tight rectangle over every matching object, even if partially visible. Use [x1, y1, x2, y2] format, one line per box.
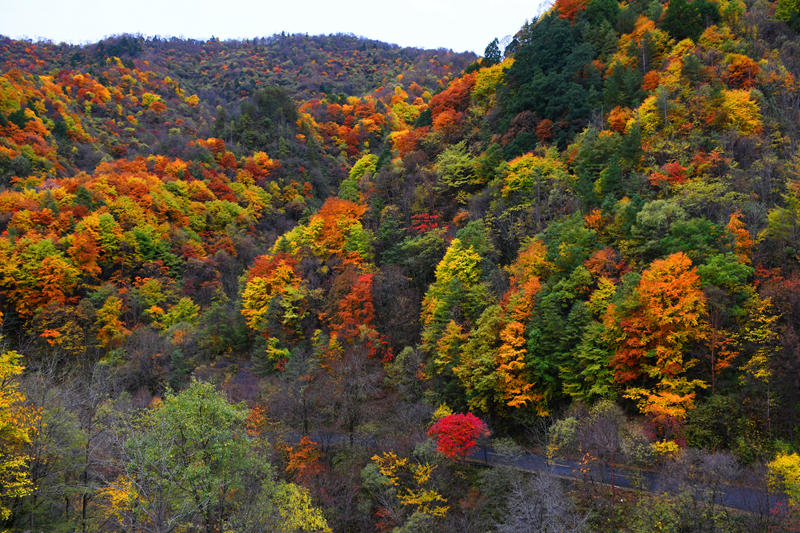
[1, 1, 800, 529]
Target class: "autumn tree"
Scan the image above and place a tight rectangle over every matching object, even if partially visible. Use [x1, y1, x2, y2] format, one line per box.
[285, 436, 324, 488]
[768, 452, 800, 506]
[607, 252, 709, 431]
[0, 239, 81, 319]
[726, 211, 753, 263]
[0, 344, 33, 524]
[95, 295, 130, 351]
[241, 254, 310, 369]
[556, 0, 589, 21]
[499, 149, 572, 233]
[427, 412, 490, 459]
[272, 197, 371, 266]
[736, 293, 781, 441]
[365, 451, 449, 525]
[724, 54, 760, 89]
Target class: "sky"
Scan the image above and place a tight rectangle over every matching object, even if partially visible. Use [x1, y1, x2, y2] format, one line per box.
[0, 0, 552, 54]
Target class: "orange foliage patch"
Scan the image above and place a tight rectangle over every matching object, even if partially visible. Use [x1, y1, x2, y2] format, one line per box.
[609, 252, 707, 384]
[727, 211, 753, 263]
[584, 248, 629, 281]
[555, 0, 589, 21]
[642, 71, 660, 91]
[432, 108, 463, 137]
[391, 127, 428, 156]
[649, 162, 687, 186]
[725, 54, 760, 89]
[536, 118, 554, 143]
[607, 106, 631, 133]
[429, 72, 476, 116]
[327, 272, 376, 342]
[286, 436, 324, 484]
[584, 208, 605, 231]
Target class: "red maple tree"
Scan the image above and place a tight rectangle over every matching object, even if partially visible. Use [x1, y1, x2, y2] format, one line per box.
[427, 413, 490, 459]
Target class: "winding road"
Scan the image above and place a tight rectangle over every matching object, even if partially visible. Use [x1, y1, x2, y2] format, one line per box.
[466, 445, 788, 515]
[303, 431, 789, 515]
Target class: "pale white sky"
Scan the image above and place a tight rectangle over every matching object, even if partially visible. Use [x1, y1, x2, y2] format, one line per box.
[0, 0, 551, 54]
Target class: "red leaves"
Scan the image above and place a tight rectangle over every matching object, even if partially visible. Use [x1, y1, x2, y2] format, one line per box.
[662, 162, 686, 182]
[243, 152, 280, 181]
[584, 247, 629, 282]
[68, 230, 101, 277]
[427, 413, 490, 459]
[300, 94, 384, 158]
[309, 198, 369, 264]
[245, 405, 268, 436]
[427, 71, 477, 139]
[328, 272, 376, 342]
[432, 108, 463, 137]
[584, 208, 605, 231]
[285, 436, 324, 484]
[410, 213, 440, 234]
[194, 137, 227, 155]
[555, 0, 589, 21]
[323, 269, 392, 360]
[207, 174, 236, 202]
[247, 253, 298, 282]
[727, 211, 753, 263]
[649, 162, 687, 186]
[391, 127, 428, 155]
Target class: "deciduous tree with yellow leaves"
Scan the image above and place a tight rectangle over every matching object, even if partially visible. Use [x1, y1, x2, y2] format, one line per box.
[0, 332, 34, 525]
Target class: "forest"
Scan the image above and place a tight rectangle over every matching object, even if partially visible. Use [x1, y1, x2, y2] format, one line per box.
[0, 0, 799, 530]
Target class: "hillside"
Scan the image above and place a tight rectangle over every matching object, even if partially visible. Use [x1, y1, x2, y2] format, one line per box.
[1, 3, 800, 532]
[0, 34, 473, 187]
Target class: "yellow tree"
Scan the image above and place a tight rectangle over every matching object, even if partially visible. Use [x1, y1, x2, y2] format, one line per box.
[0, 340, 34, 523]
[420, 238, 488, 354]
[95, 295, 130, 352]
[370, 452, 449, 519]
[738, 293, 781, 437]
[241, 254, 310, 370]
[719, 89, 763, 135]
[768, 452, 800, 506]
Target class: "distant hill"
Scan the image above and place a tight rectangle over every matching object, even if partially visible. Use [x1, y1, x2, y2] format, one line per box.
[1, 33, 475, 102]
[0, 33, 474, 186]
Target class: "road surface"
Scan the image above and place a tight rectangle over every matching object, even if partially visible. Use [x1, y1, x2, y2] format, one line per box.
[467, 445, 788, 515]
[299, 431, 788, 514]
